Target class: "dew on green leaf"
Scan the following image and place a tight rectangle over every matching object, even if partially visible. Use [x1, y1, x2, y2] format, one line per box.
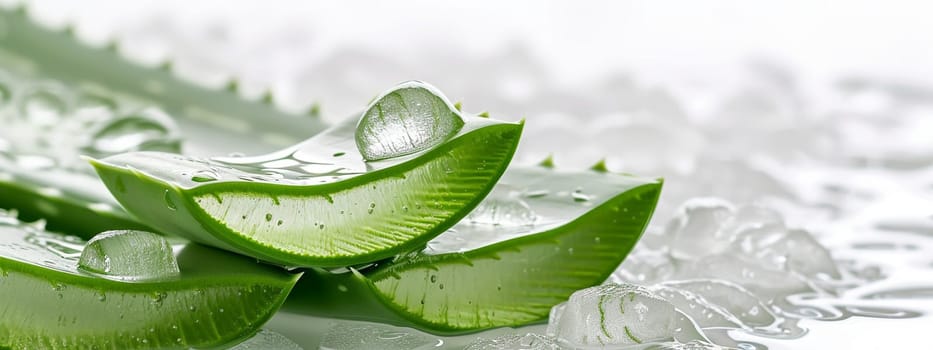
[77, 230, 180, 282]
[355, 81, 465, 161]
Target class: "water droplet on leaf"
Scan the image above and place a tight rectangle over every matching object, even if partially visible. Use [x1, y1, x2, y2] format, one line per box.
[77, 230, 180, 282]
[355, 81, 465, 161]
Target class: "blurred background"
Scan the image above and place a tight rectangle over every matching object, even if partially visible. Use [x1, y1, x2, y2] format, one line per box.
[5, 0, 933, 348]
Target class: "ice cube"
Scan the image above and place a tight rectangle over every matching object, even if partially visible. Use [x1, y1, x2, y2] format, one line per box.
[465, 333, 559, 350]
[672, 253, 811, 302]
[319, 322, 442, 350]
[733, 227, 840, 279]
[665, 198, 736, 260]
[547, 284, 680, 347]
[660, 280, 776, 328]
[650, 285, 739, 329]
[611, 248, 675, 285]
[725, 204, 786, 234]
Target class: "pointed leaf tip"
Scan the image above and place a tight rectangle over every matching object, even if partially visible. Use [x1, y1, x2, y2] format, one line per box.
[478, 111, 490, 118]
[538, 154, 555, 168]
[454, 101, 462, 112]
[590, 159, 609, 173]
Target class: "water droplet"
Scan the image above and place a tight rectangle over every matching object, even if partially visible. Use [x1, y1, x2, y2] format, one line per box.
[164, 190, 177, 211]
[87, 109, 179, 155]
[265, 213, 273, 222]
[430, 275, 437, 283]
[524, 190, 549, 198]
[77, 230, 180, 282]
[467, 197, 537, 226]
[439, 283, 445, 290]
[277, 220, 283, 226]
[572, 189, 592, 202]
[19, 89, 66, 126]
[355, 81, 465, 161]
[191, 170, 218, 182]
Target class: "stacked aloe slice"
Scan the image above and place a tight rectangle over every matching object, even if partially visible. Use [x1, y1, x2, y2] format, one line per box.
[0, 5, 662, 349]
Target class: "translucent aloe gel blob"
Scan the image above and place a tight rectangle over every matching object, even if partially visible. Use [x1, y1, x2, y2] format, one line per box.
[77, 230, 180, 282]
[355, 81, 465, 161]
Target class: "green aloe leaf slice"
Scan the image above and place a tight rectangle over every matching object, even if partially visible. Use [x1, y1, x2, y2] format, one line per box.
[0, 5, 324, 155]
[0, 68, 180, 237]
[0, 3, 329, 235]
[283, 165, 663, 334]
[89, 82, 523, 267]
[0, 209, 301, 349]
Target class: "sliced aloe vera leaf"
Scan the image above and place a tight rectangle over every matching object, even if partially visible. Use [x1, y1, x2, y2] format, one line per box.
[0, 6, 322, 155]
[284, 165, 663, 334]
[0, 209, 300, 349]
[89, 83, 523, 267]
[0, 67, 180, 237]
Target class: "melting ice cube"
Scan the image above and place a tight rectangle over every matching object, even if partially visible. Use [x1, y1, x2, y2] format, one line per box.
[734, 228, 840, 279]
[659, 279, 777, 328]
[611, 248, 675, 285]
[673, 253, 811, 302]
[666, 198, 736, 260]
[547, 283, 680, 347]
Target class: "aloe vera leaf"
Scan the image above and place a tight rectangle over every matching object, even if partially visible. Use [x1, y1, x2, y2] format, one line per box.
[0, 164, 148, 238]
[88, 82, 523, 268]
[283, 165, 663, 335]
[0, 209, 301, 349]
[0, 69, 183, 237]
[0, 5, 323, 155]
